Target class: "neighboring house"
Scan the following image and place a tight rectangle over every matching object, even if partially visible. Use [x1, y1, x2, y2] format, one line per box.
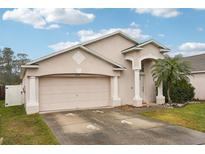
[21, 31, 170, 114]
[183, 54, 205, 101]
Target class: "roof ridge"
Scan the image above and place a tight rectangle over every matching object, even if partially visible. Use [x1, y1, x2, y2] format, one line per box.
[121, 44, 138, 51]
[81, 30, 139, 45]
[80, 45, 126, 69]
[28, 30, 138, 65]
[137, 39, 170, 50]
[183, 53, 205, 58]
[27, 44, 81, 65]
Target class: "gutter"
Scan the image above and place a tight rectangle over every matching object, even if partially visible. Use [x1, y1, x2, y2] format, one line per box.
[21, 65, 39, 68]
[191, 70, 205, 74]
[20, 65, 39, 79]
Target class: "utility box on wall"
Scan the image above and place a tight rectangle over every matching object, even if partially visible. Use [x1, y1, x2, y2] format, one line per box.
[5, 85, 23, 107]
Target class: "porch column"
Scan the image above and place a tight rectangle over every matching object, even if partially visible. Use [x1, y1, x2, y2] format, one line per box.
[111, 76, 121, 106]
[156, 82, 165, 104]
[133, 69, 142, 107]
[26, 76, 39, 114]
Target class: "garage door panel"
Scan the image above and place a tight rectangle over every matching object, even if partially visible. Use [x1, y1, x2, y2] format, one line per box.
[40, 88, 109, 94]
[39, 77, 110, 112]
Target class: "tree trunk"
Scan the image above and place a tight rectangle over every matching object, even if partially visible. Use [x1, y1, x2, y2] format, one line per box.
[167, 85, 172, 104]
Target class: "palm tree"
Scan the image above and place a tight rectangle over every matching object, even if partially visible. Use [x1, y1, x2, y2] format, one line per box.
[152, 55, 191, 103]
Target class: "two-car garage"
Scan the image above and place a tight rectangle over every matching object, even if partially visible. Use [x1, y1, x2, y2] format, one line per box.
[39, 76, 111, 112]
[21, 44, 124, 114]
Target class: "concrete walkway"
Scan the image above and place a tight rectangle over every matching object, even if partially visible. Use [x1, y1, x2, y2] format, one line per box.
[42, 107, 205, 145]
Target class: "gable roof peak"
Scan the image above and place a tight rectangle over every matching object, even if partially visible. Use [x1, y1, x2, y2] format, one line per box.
[81, 30, 139, 46]
[27, 30, 139, 65]
[138, 39, 170, 50]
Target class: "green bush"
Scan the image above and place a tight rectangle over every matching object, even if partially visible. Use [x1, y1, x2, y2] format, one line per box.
[163, 80, 195, 104]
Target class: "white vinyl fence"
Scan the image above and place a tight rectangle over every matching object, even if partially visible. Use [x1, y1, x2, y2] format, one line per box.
[5, 85, 23, 107]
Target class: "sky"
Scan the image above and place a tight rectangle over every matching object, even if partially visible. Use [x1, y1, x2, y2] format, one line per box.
[0, 8, 205, 60]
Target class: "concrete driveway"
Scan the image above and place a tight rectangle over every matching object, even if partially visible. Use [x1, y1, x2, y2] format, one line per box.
[42, 107, 205, 145]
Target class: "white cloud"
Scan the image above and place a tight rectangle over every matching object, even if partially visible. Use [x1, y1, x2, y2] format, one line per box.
[196, 27, 204, 32]
[77, 25, 150, 42]
[2, 8, 95, 29]
[193, 8, 205, 10]
[158, 33, 165, 37]
[2, 8, 46, 29]
[179, 42, 205, 51]
[134, 8, 181, 18]
[130, 22, 139, 27]
[174, 42, 205, 56]
[46, 24, 61, 30]
[48, 41, 79, 51]
[173, 50, 205, 57]
[49, 23, 150, 51]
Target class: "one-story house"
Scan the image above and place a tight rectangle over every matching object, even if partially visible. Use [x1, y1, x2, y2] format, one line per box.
[183, 54, 205, 101]
[21, 31, 170, 114]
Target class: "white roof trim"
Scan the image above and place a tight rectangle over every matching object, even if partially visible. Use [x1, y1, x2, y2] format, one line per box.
[160, 49, 170, 53]
[137, 39, 170, 50]
[21, 65, 39, 68]
[28, 44, 81, 65]
[27, 45, 125, 69]
[20, 65, 39, 79]
[121, 47, 143, 54]
[21, 45, 126, 79]
[28, 31, 138, 65]
[113, 68, 126, 71]
[121, 39, 170, 54]
[191, 70, 205, 74]
[81, 30, 139, 46]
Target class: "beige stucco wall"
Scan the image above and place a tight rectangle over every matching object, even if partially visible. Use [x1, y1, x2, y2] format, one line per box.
[85, 34, 136, 104]
[23, 47, 121, 109]
[25, 48, 118, 77]
[124, 44, 164, 104]
[189, 73, 205, 100]
[22, 75, 28, 107]
[142, 59, 156, 103]
[86, 36, 164, 104]
[23, 34, 165, 108]
[125, 44, 164, 69]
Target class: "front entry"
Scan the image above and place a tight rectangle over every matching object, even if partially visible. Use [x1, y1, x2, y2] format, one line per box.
[141, 59, 157, 104]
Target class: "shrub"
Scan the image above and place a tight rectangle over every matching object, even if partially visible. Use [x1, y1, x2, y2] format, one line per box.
[163, 80, 195, 104]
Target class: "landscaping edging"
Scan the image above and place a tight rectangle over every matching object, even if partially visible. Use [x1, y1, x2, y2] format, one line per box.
[163, 101, 203, 109]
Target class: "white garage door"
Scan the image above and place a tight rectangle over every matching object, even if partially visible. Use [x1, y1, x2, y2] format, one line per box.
[39, 77, 110, 112]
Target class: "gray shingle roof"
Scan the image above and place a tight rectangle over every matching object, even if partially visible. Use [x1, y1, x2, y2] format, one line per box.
[183, 53, 205, 72]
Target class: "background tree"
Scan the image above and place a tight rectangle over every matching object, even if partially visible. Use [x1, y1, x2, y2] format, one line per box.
[152, 55, 191, 103]
[0, 48, 14, 85]
[0, 49, 3, 83]
[14, 53, 30, 75]
[13, 53, 30, 84]
[0, 48, 30, 85]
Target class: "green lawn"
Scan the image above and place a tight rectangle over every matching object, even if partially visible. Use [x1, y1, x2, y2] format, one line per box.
[141, 103, 205, 132]
[0, 100, 59, 145]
